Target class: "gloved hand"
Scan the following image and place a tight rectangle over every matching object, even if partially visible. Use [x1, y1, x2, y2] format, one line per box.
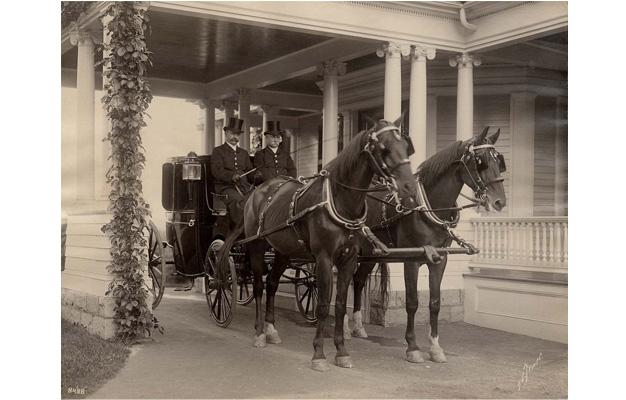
[232, 173, 241, 182]
[253, 171, 264, 186]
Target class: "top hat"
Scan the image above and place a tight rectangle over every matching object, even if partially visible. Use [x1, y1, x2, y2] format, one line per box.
[264, 121, 283, 137]
[223, 117, 244, 134]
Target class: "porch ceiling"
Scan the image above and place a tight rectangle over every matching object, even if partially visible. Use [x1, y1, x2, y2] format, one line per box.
[61, 10, 332, 84]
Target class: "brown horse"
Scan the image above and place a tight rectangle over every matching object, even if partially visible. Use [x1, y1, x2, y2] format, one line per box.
[349, 126, 507, 364]
[218, 118, 416, 371]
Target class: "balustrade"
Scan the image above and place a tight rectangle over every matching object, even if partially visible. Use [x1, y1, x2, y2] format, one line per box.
[470, 217, 568, 271]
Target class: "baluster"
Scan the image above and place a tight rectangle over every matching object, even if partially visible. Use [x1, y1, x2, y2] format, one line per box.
[532, 222, 538, 262]
[484, 222, 490, 259]
[563, 222, 567, 266]
[503, 221, 509, 262]
[516, 222, 522, 261]
[541, 222, 548, 262]
[548, 222, 556, 263]
[495, 222, 500, 259]
[491, 222, 496, 260]
[555, 221, 562, 265]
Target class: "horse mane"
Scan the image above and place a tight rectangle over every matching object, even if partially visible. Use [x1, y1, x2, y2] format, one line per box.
[325, 127, 371, 177]
[417, 140, 465, 187]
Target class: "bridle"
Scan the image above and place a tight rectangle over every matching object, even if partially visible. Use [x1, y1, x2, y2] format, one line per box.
[456, 142, 505, 203]
[358, 123, 412, 203]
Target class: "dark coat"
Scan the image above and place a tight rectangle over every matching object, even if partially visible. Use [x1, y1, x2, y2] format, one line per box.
[210, 143, 253, 193]
[253, 146, 297, 182]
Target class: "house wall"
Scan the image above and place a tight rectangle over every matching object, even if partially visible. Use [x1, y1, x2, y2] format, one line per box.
[295, 114, 322, 176]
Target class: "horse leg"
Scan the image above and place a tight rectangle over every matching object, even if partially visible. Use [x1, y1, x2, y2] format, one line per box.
[351, 262, 374, 338]
[264, 252, 289, 344]
[249, 246, 267, 348]
[334, 255, 358, 368]
[404, 261, 425, 363]
[311, 255, 333, 372]
[427, 256, 448, 362]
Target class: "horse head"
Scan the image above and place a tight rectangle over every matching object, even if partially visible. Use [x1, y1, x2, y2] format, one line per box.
[458, 126, 507, 211]
[366, 116, 417, 202]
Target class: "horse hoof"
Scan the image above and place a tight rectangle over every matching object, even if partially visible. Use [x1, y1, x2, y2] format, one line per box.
[266, 332, 282, 344]
[352, 327, 368, 338]
[311, 359, 330, 372]
[430, 349, 447, 363]
[406, 350, 425, 363]
[335, 355, 353, 368]
[253, 334, 267, 348]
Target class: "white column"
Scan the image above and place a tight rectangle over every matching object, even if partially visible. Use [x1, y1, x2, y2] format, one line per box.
[318, 60, 346, 164]
[510, 92, 537, 217]
[260, 105, 275, 148]
[69, 25, 96, 201]
[200, 99, 216, 154]
[377, 42, 410, 122]
[449, 53, 482, 141]
[554, 96, 567, 216]
[408, 44, 436, 169]
[219, 100, 236, 146]
[426, 94, 438, 158]
[238, 89, 251, 150]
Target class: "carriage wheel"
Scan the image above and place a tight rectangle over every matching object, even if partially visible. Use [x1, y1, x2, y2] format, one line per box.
[236, 266, 254, 306]
[204, 241, 237, 328]
[147, 221, 166, 309]
[294, 264, 318, 323]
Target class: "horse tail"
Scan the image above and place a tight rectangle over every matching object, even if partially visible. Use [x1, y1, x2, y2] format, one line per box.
[377, 262, 389, 308]
[216, 222, 245, 275]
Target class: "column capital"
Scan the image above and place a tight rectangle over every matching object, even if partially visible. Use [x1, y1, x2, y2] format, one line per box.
[449, 53, 481, 68]
[198, 98, 219, 110]
[68, 22, 100, 46]
[258, 105, 278, 115]
[218, 100, 238, 111]
[237, 88, 252, 102]
[376, 42, 411, 59]
[410, 44, 436, 61]
[316, 60, 347, 77]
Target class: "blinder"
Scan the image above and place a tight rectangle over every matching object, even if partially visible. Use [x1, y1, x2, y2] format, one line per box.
[401, 132, 415, 157]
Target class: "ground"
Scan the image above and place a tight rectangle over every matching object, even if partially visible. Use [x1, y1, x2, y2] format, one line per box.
[90, 289, 567, 399]
[61, 319, 130, 399]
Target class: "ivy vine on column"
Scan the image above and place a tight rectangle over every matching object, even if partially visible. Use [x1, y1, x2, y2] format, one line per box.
[98, 2, 161, 342]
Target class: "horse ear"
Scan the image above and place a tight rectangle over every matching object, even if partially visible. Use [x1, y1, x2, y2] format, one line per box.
[488, 128, 501, 144]
[477, 126, 489, 142]
[393, 111, 406, 128]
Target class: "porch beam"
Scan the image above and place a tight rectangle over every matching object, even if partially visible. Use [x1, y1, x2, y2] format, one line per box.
[203, 38, 376, 100]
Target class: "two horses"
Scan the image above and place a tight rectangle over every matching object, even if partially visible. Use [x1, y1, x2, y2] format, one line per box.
[219, 118, 416, 371]
[349, 126, 507, 363]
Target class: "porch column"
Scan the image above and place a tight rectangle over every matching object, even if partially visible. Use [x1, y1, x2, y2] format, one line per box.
[259, 105, 276, 148]
[426, 94, 438, 157]
[510, 91, 537, 216]
[377, 42, 411, 121]
[69, 25, 96, 201]
[199, 99, 216, 154]
[554, 96, 568, 216]
[449, 53, 481, 141]
[318, 60, 346, 164]
[238, 89, 251, 150]
[220, 100, 236, 146]
[408, 44, 436, 168]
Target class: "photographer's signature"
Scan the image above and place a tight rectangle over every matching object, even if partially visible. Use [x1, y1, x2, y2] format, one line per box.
[517, 352, 542, 391]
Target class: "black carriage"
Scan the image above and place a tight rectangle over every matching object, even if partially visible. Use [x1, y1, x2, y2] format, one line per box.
[146, 152, 319, 327]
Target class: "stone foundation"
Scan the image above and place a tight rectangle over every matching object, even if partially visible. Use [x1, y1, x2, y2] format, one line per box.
[369, 289, 464, 326]
[61, 287, 118, 339]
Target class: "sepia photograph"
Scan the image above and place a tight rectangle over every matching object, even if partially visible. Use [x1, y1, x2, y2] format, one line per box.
[55, 0, 574, 398]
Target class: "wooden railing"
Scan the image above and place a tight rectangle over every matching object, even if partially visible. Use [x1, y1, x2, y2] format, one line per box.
[470, 217, 568, 271]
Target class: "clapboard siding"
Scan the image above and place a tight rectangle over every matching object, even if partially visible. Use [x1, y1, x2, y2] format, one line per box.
[534, 96, 556, 216]
[296, 115, 321, 177]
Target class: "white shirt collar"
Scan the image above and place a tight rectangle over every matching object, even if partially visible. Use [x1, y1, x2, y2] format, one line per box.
[226, 142, 238, 152]
[268, 146, 279, 154]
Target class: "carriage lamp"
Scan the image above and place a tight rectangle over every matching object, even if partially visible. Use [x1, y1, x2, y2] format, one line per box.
[182, 152, 201, 181]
